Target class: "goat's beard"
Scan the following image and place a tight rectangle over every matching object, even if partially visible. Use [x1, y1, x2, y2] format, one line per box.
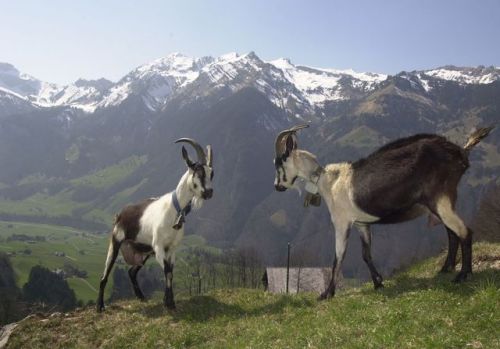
[191, 196, 204, 210]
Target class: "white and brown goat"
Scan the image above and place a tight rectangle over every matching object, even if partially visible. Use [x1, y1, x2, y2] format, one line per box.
[273, 124, 493, 299]
[97, 138, 214, 312]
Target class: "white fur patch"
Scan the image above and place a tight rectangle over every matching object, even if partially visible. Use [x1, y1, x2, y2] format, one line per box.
[305, 181, 319, 194]
[191, 196, 204, 210]
[321, 163, 379, 225]
[436, 195, 468, 238]
[113, 226, 125, 241]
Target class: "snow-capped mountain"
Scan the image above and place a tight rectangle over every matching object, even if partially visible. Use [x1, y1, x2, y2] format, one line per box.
[97, 53, 214, 111]
[157, 52, 389, 115]
[1, 53, 499, 116]
[422, 65, 500, 85]
[0, 53, 389, 114]
[395, 65, 500, 93]
[268, 58, 386, 105]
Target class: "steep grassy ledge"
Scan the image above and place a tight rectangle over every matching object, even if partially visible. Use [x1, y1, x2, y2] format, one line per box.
[5, 243, 499, 349]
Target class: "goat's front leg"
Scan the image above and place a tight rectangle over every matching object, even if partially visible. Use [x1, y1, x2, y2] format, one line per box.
[163, 257, 175, 310]
[319, 220, 351, 300]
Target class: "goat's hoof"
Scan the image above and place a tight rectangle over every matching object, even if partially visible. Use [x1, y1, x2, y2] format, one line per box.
[439, 265, 455, 274]
[453, 271, 471, 283]
[164, 301, 176, 310]
[318, 292, 333, 301]
[374, 283, 384, 289]
[96, 305, 105, 313]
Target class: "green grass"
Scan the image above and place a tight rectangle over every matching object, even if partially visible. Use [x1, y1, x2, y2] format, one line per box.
[0, 191, 86, 217]
[0, 221, 110, 302]
[6, 242, 499, 349]
[0, 156, 148, 228]
[336, 125, 387, 149]
[105, 178, 149, 213]
[69, 155, 147, 189]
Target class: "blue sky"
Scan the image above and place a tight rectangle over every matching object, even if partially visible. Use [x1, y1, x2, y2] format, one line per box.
[1, 0, 499, 84]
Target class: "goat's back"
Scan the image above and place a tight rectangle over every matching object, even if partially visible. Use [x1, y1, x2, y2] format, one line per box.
[351, 134, 468, 218]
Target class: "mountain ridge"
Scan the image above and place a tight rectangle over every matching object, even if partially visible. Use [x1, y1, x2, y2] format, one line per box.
[2, 52, 498, 117]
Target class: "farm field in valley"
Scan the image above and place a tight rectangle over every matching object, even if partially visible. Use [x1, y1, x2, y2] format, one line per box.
[0, 221, 216, 303]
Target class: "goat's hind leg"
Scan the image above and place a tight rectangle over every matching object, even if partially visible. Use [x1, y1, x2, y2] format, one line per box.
[439, 228, 460, 273]
[357, 225, 384, 289]
[435, 196, 473, 282]
[97, 236, 122, 312]
[454, 229, 473, 283]
[128, 255, 150, 301]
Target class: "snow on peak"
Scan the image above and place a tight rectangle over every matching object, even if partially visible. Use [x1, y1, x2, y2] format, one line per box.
[321, 68, 388, 84]
[267, 58, 387, 106]
[136, 53, 197, 75]
[201, 51, 264, 86]
[422, 66, 500, 85]
[98, 53, 213, 111]
[268, 58, 294, 70]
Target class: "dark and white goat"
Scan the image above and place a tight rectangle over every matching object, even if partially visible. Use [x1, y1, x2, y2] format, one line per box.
[273, 124, 493, 299]
[97, 139, 214, 312]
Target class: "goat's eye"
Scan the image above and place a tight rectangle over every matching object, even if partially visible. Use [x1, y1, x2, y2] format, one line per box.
[210, 171, 214, 180]
[193, 183, 198, 189]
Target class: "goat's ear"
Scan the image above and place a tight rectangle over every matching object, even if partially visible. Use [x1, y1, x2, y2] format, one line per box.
[181, 146, 195, 168]
[206, 145, 213, 167]
[285, 134, 295, 153]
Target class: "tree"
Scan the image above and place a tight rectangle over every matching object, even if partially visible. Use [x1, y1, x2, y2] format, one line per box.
[22, 265, 77, 311]
[0, 253, 24, 325]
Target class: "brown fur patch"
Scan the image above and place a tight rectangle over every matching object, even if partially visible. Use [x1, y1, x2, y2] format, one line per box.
[114, 198, 157, 240]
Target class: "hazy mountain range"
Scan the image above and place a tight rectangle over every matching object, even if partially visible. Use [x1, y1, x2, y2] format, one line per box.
[1, 52, 499, 277]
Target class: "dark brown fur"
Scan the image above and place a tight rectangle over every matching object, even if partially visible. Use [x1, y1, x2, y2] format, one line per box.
[114, 198, 157, 240]
[352, 135, 468, 218]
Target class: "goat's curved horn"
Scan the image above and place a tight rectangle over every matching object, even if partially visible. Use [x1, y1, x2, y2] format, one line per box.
[275, 124, 310, 156]
[175, 138, 207, 164]
[206, 145, 213, 167]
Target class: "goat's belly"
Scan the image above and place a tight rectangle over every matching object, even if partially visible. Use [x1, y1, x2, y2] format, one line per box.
[120, 241, 153, 266]
[374, 204, 428, 224]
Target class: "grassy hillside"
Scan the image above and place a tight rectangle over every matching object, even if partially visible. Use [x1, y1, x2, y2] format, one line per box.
[0, 155, 149, 229]
[5, 242, 499, 349]
[0, 221, 109, 302]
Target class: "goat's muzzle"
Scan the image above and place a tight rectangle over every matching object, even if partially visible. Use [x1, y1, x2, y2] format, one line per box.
[275, 184, 287, 192]
[202, 189, 213, 199]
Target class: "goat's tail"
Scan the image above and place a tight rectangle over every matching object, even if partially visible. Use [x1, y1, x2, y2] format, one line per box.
[463, 125, 495, 151]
